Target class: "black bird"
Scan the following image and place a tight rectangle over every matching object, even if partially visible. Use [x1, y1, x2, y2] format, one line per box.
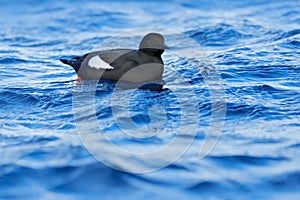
[60, 33, 168, 83]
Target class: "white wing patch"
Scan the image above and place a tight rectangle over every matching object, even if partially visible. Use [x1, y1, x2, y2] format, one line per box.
[88, 55, 114, 70]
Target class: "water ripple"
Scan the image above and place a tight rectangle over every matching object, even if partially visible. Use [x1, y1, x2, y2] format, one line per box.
[0, 0, 299, 199]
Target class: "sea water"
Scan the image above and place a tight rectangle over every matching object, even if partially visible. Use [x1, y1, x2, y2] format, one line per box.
[0, 0, 299, 199]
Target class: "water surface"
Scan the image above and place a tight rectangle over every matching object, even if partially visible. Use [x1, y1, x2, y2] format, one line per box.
[0, 0, 299, 199]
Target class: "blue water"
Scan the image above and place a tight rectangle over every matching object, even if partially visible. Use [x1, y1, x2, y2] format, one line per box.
[1, 0, 300, 199]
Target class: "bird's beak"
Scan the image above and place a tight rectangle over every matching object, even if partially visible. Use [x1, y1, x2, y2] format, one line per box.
[163, 44, 169, 49]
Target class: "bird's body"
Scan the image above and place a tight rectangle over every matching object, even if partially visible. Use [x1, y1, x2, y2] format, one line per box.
[60, 33, 168, 83]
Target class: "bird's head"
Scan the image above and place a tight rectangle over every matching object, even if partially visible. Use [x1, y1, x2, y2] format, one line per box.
[139, 33, 169, 56]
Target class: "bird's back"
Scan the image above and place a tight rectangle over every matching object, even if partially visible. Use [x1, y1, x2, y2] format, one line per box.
[61, 48, 164, 82]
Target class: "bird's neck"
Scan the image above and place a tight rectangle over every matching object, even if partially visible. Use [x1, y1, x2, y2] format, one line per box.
[139, 48, 164, 56]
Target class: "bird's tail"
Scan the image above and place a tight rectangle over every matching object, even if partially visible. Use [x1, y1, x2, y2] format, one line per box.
[60, 58, 70, 65]
[60, 58, 81, 73]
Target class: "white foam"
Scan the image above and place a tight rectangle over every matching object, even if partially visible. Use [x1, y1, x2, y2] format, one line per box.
[88, 55, 114, 70]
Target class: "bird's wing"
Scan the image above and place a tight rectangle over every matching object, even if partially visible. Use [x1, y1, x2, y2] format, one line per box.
[85, 49, 136, 70]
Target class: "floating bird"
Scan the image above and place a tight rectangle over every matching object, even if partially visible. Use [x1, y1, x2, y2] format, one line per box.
[60, 33, 168, 85]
